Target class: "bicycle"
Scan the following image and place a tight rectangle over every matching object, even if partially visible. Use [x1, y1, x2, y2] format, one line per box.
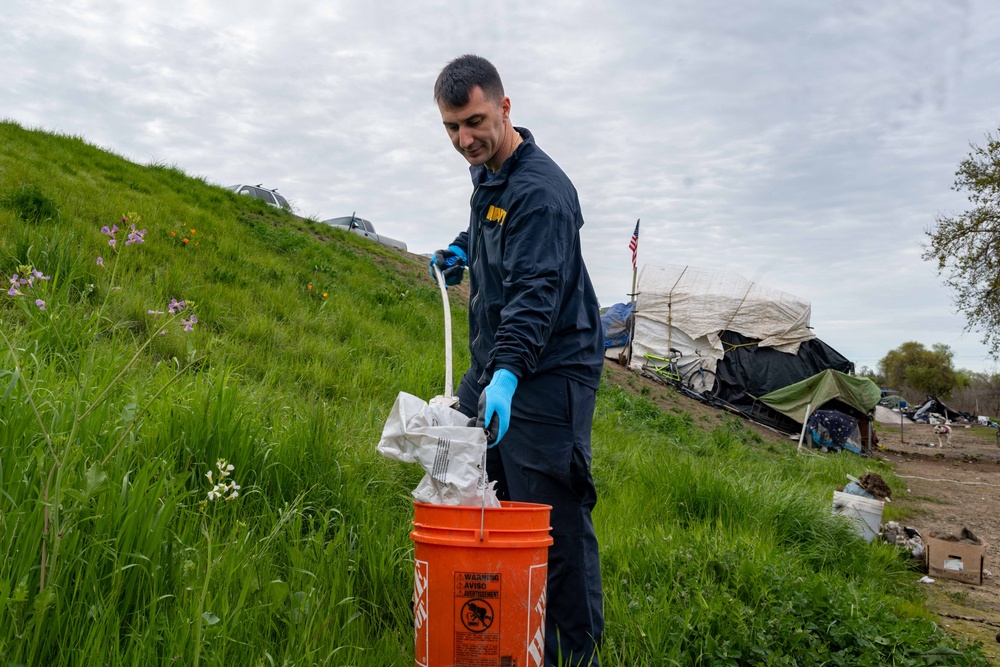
[641, 348, 718, 397]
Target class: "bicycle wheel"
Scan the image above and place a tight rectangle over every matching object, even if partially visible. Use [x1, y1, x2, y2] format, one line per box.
[686, 369, 717, 397]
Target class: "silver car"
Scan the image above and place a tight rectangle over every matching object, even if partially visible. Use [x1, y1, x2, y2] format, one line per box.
[322, 214, 407, 252]
[228, 184, 292, 212]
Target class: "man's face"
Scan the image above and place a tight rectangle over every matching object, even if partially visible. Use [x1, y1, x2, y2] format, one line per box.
[439, 85, 510, 169]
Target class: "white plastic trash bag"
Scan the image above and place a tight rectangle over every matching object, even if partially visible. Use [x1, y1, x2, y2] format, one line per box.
[378, 392, 500, 507]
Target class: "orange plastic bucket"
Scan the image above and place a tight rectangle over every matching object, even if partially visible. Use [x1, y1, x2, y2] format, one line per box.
[411, 500, 553, 667]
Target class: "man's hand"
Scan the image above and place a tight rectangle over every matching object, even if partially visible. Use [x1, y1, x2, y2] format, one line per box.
[478, 369, 518, 447]
[429, 245, 467, 287]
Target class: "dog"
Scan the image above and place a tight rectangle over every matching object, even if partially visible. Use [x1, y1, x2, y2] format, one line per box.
[932, 424, 952, 447]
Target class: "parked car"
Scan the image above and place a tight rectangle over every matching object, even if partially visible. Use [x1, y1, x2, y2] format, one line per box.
[322, 213, 407, 252]
[227, 184, 292, 212]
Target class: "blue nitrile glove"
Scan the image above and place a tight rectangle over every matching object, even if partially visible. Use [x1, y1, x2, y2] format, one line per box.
[429, 245, 467, 287]
[478, 369, 518, 447]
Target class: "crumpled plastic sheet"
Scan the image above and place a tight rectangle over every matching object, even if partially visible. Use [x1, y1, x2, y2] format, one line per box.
[378, 392, 500, 508]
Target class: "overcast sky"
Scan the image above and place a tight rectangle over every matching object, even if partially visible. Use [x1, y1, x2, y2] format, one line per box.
[4, 1, 999, 373]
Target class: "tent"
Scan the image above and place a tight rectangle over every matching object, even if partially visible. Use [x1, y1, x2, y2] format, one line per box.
[713, 330, 854, 407]
[760, 370, 882, 424]
[911, 396, 964, 423]
[874, 405, 913, 425]
[630, 265, 816, 375]
[878, 394, 907, 409]
[759, 370, 881, 449]
[629, 264, 854, 409]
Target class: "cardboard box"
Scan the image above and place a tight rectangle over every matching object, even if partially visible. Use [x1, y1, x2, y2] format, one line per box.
[925, 530, 987, 586]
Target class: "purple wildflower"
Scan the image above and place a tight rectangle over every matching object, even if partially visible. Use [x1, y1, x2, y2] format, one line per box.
[7, 274, 23, 297]
[147, 309, 165, 316]
[124, 224, 146, 246]
[167, 298, 185, 314]
[181, 315, 198, 332]
[101, 224, 119, 249]
[32, 269, 50, 281]
[35, 299, 46, 311]
[96, 256, 105, 268]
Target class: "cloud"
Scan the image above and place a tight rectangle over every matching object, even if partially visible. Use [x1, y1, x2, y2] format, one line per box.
[3, 0, 1000, 371]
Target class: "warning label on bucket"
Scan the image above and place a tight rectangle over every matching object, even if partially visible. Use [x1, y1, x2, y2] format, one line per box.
[454, 572, 501, 665]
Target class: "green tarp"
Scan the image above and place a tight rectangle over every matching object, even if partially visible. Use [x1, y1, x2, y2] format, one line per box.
[759, 369, 881, 424]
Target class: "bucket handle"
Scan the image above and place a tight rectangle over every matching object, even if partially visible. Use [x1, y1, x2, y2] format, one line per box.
[480, 448, 487, 541]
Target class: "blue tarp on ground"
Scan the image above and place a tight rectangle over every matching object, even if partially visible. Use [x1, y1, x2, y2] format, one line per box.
[601, 302, 633, 348]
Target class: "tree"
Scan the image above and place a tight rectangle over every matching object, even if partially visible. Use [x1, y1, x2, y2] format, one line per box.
[878, 342, 958, 399]
[949, 369, 1000, 417]
[924, 130, 1000, 356]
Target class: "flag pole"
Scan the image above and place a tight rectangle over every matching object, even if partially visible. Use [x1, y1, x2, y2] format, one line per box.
[630, 266, 638, 310]
[627, 219, 640, 366]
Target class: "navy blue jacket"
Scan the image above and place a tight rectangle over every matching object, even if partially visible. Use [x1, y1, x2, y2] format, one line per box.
[451, 127, 603, 390]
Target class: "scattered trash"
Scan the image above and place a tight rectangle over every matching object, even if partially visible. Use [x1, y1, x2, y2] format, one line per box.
[882, 521, 924, 561]
[918, 576, 935, 584]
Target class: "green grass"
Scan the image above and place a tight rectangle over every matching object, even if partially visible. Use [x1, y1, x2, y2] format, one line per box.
[0, 119, 989, 665]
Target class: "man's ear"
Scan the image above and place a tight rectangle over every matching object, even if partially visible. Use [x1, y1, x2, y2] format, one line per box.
[501, 96, 511, 120]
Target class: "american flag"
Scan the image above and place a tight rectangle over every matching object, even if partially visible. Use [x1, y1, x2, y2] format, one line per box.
[628, 219, 640, 269]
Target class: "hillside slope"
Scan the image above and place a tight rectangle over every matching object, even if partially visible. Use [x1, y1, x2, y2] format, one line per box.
[0, 121, 989, 666]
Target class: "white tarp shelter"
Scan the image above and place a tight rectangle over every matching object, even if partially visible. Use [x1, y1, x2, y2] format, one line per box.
[874, 405, 913, 425]
[630, 264, 817, 372]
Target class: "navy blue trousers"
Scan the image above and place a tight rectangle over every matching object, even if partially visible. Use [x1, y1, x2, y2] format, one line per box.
[458, 370, 603, 667]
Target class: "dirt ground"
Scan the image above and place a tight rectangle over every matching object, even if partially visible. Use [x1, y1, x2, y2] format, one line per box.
[876, 421, 1000, 661]
[603, 361, 1000, 661]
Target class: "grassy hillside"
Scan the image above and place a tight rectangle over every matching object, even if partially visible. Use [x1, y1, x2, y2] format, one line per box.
[0, 120, 988, 666]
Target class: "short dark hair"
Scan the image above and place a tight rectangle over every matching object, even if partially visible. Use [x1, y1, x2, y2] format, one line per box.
[434, 55, 504, 108]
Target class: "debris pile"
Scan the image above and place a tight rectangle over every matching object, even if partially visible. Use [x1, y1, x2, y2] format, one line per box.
[881, 521, 924, 561]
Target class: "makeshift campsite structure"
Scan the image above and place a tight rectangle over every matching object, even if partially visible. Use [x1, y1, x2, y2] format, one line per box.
[910, 396, 964, 423]
[875, 405, 913, 425]
[758, 370, 882, 451]
[878, 394, 907, 409]
[601, 302, 633, 363]
[713, 330, 854, 408]
[629, 264, 855, 415]
[631, 265, 817, 370]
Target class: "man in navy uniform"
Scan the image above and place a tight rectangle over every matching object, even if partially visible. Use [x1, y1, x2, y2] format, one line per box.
[430, 54, 604, 666]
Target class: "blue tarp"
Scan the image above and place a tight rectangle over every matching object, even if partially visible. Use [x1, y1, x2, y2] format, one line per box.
[601, 302, 633, 348]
